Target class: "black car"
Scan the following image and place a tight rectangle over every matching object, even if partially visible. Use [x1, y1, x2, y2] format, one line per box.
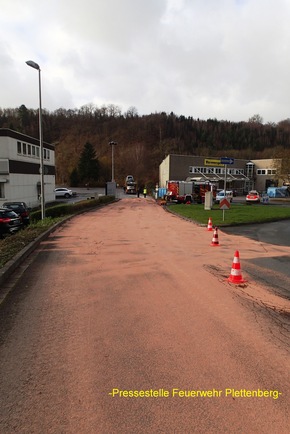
[0, 208, 22, 238]
[3, 202, 30, 225]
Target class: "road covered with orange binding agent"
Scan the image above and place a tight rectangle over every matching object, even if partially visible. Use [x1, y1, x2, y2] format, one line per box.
[0, 198, 289, 433]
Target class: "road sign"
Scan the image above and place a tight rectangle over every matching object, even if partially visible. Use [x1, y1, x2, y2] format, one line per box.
[219, 198, 230, 210]
[220, 157, 234, 165]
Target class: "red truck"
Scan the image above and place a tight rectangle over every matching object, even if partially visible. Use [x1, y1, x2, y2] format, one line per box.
[166, 180, 216, 204]
[166, 181, 194, 203]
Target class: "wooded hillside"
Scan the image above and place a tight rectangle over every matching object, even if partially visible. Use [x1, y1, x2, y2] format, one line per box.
[1, 104, 290, 188]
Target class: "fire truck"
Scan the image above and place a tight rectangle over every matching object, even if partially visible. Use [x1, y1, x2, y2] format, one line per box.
[193, 181, 217, 203]
[166, 180, 216, 204]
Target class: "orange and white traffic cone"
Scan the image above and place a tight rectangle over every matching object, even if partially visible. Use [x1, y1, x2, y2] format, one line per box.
[210, 227, 219, 246]
[207, 217, 213, 231]
[228, 250, 246, 283]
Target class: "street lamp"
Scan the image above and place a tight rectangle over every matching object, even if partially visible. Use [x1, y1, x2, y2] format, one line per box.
[26, 60, 45, 219]
[109, 141, 117, 182]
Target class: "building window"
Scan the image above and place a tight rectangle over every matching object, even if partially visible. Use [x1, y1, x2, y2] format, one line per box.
[246, 163, 254, 177]
[0, 183, 4, 198]
[43, 148, 50, 160]
[257, 169, 266, 175]
[267, 169, 276, 175]
[16, 140, 46, 160]
[190, 167, 202, 173]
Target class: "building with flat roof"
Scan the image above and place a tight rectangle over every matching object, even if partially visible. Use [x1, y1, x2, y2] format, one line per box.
[251, 159, 280, 191]
[0, 128, 56, 207]
[159, 154, 281, 193]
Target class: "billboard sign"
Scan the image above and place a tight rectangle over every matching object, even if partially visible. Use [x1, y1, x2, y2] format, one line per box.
[204, 157, 234, 166]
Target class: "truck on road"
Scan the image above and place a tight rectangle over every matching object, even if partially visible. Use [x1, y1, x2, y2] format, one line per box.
[125, 175, 137, 195]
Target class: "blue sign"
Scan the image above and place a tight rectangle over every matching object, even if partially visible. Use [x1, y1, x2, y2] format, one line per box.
[220, 157, 234, 165]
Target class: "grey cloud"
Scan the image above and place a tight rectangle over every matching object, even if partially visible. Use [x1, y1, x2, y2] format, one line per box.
[1, 0, 290, 123]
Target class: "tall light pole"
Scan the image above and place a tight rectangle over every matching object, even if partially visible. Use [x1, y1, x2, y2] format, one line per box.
[109, 141, 117, 182]
[26, 60, 45, 219]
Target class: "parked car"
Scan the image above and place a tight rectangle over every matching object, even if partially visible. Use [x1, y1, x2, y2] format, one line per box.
[0, 208, 22, 238]
[2, 202, 30, 226]
[215, 190, 233, 203]
[54, 187, 73, 198]
[246, 190, 260, 203]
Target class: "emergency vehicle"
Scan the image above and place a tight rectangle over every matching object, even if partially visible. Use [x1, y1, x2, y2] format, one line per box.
[166, 180, 216, 204]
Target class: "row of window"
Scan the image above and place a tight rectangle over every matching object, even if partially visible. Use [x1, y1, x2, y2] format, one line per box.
[17, 141, 50, 160]
[256, 169, 277, 175]
[189, 167, 245, 175]
[189, 166, 277, 176]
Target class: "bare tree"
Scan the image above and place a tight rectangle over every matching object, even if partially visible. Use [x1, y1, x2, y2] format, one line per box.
[248, 114, 264, 124]
[272, 149, 290, 185]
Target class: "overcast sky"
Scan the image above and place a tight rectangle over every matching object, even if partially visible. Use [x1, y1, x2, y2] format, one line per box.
[1, 0, 290, 124]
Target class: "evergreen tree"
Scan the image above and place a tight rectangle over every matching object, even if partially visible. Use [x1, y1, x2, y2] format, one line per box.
[18, 104, 30, 131]
[70, 167, 79, 187]
[77, 142, 100, 186]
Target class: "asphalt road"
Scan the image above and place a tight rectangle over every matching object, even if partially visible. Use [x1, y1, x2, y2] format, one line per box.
[0, 198, 289, 433]
[222, 219, 290, 247]
[221, 220, 290, 300]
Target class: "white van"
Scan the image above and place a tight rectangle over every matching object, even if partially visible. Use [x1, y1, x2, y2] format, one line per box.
[215, 190, 233, 203]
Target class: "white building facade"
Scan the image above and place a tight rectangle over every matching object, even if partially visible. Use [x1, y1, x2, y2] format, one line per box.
[0, 128, 55, 208]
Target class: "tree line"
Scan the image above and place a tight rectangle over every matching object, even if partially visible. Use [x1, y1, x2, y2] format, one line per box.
[1, 104, 290, 189]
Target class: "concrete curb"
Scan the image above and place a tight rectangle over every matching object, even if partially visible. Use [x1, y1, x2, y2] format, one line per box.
[0, 220, 67, 288]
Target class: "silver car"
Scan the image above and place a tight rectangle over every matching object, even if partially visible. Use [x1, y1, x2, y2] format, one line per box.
[215, 190, 233, 204]
[54, 187, 73, 198]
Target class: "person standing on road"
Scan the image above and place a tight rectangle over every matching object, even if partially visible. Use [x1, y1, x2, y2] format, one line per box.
[143, 187, 147, 198]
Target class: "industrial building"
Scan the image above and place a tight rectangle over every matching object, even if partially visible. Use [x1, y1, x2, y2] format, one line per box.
[159, 154, 281, 193]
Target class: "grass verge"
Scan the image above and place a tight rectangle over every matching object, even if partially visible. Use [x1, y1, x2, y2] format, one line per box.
[0, 217, 68, 268]
[167, 202, 290, 226]
[0, 196, 115, 269]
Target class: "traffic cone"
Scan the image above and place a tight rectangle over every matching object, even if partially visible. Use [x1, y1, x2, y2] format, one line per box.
[228, 251, 246, 283]
[210, 227, 219, 246]
[207, 217, 213, 231]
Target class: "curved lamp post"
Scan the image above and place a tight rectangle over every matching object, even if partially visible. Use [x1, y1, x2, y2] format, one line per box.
[26, 60, 45, 219]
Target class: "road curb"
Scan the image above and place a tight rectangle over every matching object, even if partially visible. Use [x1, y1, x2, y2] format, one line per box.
[0, 220, 67, 289]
